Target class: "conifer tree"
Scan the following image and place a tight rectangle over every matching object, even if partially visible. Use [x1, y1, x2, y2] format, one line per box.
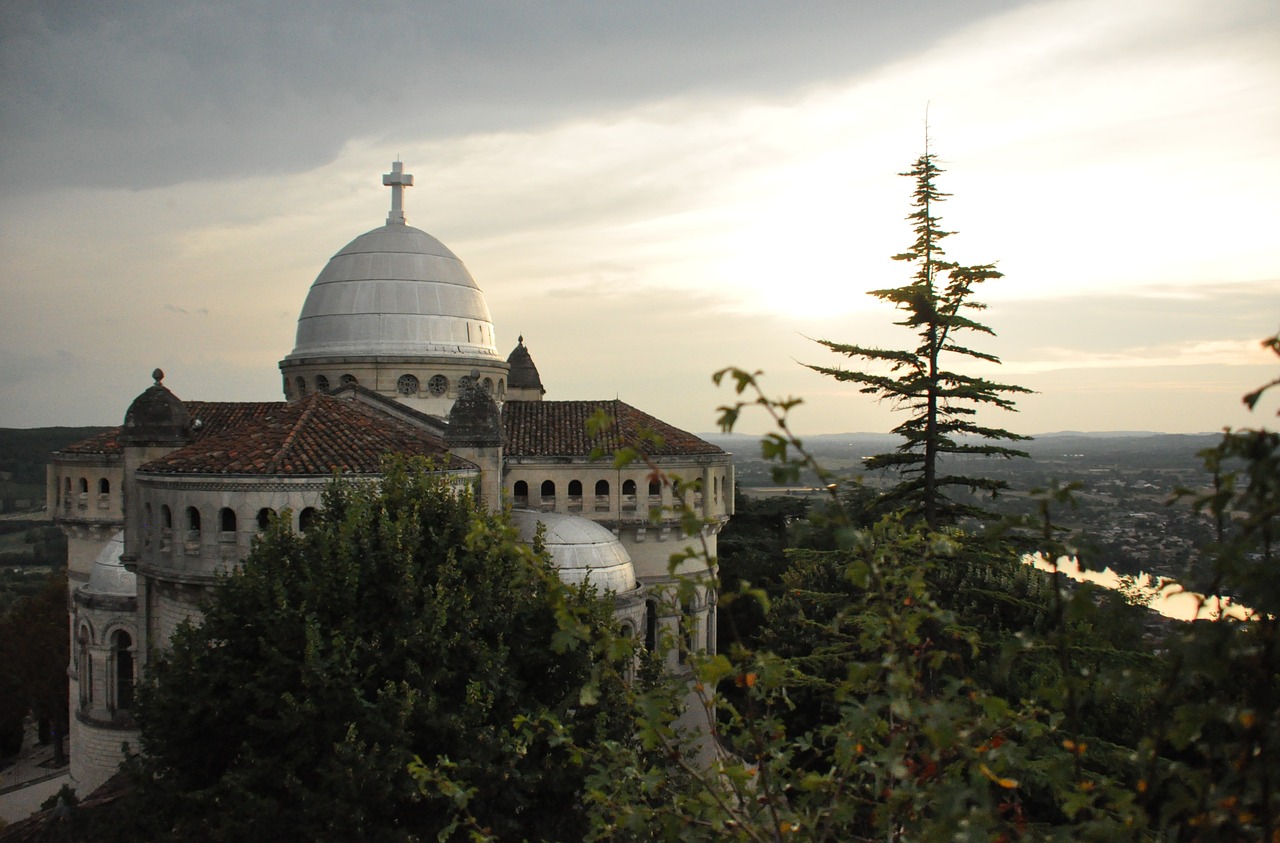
[808, 145, 1031, 529]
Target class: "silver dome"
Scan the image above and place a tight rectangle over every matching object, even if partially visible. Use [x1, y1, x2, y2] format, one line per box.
[286, 224, 500, 361]
[85, 531, 136, 596]
[509, 510, 638, 592]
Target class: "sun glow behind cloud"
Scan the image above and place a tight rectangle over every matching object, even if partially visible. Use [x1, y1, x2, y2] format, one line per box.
[349, 0, 1280, 323]
[0, 0, 1275, 433]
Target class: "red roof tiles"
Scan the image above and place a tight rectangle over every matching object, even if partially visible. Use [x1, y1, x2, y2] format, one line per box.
[502, 400, 724, 458]
[54, 397, 721, 473]
[138, 394, 470, 476]
[56, 428, 122, 456]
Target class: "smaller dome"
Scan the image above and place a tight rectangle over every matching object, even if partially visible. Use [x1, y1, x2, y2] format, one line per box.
[509, 510, 636, 592]
[85, 531, 136, 596]
[121, 369, 190, 445]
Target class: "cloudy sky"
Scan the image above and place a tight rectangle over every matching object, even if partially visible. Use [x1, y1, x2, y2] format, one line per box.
[2, 0, 1277, 437]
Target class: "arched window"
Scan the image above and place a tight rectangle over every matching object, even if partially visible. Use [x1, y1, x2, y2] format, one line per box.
[63, 477, 71, 508]
[427, 374, 448, 397]
[315, 374, 330, 392]
[256, 508, 273, 530]
[622, 479, 637, 512]
[340, 373, 358, 387]
[98, 478, 110, 494]
[79, 477, 89, 494]
[397, 374, 419, 395]
[295, 376, 307, 397]
[144, 503, 153, 547]
[513, 480, 529, 507]
[482, 377, 493, 394]
[77, 626, 92, 708]
[161, 505, 172, 529]
[497, 379, 506, 398]
[594, 479, 610, 511]
[567, 480, 583, 512]
[111, 630, 134, 711]
[540, 480, 556, 511]
[219, 507, 237, 533]
[648, 479, 660, 497]
[644, 600, 658, 652]
[299, 507, 317, 532]
[185, 507, 201, 554]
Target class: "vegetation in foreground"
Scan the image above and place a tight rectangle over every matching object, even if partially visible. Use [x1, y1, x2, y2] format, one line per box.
[7, 148, 1276, 841]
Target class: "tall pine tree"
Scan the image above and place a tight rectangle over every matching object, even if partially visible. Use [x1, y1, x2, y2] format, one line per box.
[809, 145, 1030, 529]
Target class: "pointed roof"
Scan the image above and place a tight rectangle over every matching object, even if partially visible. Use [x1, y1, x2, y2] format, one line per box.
[447, 373, 504, 448]
[137, 393, 472, 476]
[501, 400, 725, 458]
[506, 336, 545, 394]
[120, 369, 190, 445]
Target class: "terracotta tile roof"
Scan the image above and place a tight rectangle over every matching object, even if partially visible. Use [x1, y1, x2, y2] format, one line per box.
[138, 393, 470, 476]
[56, 428, 122, 455]
[53, 402, 279, 456]
[502, 400, 725, 458]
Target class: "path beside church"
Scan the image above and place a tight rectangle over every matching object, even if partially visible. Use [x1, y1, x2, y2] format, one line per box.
[0, 722, 71, 824]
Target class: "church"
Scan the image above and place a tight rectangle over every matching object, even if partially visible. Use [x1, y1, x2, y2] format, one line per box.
[47, 163, 734, 796]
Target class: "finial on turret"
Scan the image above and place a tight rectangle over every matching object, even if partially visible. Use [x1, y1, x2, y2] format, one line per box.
[382, 161, 414, 225]
[518, 335, 524, 345]
[152, 368, 164, 384]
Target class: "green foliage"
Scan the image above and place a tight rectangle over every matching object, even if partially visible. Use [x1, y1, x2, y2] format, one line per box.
[0, 427, 111, 485]
[0, 571, 68, 759]
[804, 148, 1030, 529]
[1137, 330, 1280, 838]
[126, 458, 634, 842]
[586, 324, 1273, 840]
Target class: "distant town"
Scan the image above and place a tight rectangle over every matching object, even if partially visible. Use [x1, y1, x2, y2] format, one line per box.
[709, 429, 1224, 582]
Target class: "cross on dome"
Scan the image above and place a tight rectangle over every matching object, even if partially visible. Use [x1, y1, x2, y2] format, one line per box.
[382, 160, 414, 225]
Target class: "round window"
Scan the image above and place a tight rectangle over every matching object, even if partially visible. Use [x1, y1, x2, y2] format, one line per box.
[427, 375, 448, 397]
[397, 374, 419, 395]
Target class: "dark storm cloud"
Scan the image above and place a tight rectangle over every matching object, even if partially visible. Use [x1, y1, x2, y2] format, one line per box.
[0, 0, 1028, 193]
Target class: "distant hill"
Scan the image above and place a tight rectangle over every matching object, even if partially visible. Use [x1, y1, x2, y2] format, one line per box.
[0, 427, 112, 486]
[701, 430, 1223, 474]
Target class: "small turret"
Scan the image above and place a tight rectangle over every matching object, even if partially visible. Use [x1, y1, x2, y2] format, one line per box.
[121, 369, 191, 446]
[119, 369, 192, 570]
[446, 371, 504, 511]
[506, 336, 545, 401]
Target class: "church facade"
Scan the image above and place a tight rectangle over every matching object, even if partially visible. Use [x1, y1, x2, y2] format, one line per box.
[47, 164, 734, 795]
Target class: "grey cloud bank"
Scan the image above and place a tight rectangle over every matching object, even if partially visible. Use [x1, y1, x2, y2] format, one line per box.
[1, 0, 1023, 192]
[0, 0, 1277, 436]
